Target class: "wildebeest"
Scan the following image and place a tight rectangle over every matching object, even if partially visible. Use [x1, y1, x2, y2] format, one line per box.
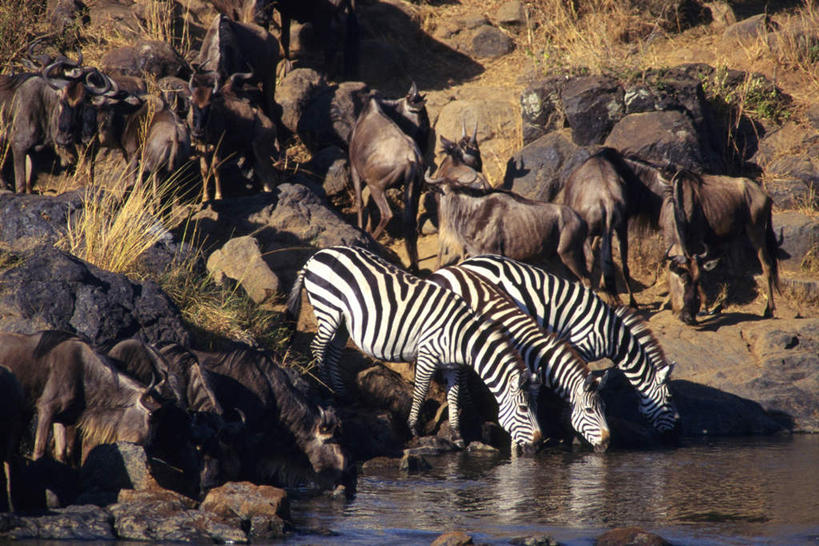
[349, 96, 423, 272]
[197, 13, 279, 120]
[188, 70, 279, 202]
[424, 176, 593, 284]
[432, 134, 490, 191]
[379, 82, 430, 157]
[0, 53, 109, 193]
[663, 169, 780, 324]
[0, 366, 24, 513]
[108, 339, 243, 496]
[88, 78, 191, 195]
[0, 331, 162, 464]
[159, 344, 354, 492]
[556, 147, 652, 307]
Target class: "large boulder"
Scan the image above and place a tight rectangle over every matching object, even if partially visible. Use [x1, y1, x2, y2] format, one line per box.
[605, 110, 717, 173]
[561, 75, 625, 146]
[275, 68, 327, 136]
[774, 212, 819, 272]
[502, 130, 589, 200]
[0, 246, 190, 347]
[520, 77, 566, 145]
[207, 236, 280, 304]
[0, 190, 83, 251]
[0, 505, 115, 541]
[200, 482, 290, 540]
[297, 81, 371, 152]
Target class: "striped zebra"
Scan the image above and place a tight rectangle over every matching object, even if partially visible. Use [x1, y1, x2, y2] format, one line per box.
[429, 266, 611, 451]
[458, 255, 680, 434]
[287, 246, 543, 452]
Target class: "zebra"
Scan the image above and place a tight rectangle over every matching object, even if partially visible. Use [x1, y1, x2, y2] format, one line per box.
[429, 266, 611, 452]
[458, 254, 680, 434]
[287, 245, 543, 452]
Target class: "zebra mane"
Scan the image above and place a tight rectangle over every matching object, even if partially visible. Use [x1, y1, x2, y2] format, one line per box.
[612, 305, 671, 373]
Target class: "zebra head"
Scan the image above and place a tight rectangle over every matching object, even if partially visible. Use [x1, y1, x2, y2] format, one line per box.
[500, 371, 543, 455]
[568, 372, 610, 452]
[639, 361, 680, 434]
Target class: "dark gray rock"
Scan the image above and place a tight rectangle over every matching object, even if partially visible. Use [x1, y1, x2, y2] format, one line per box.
[502, 131, 589, 200]
[774, 212, 819, 272]
[276, 68, 327, 135]
[355, 365, 413, 419]
[0, 505, 114, 541]
[399, 452, 431, 472]
[520, 77, 566, 145]
[0, 190, 83, 250]
[496, 1, 526, 27]
[605, 110, 719, 173]
[298, 81, 371, 152]
[308, 146, 351, 197]
[79, 443, 160, 504]
[597, 526, 671, 546]
[0, 246, 190, 347]
[101, 40, 188, 79]
[723, 13, 774, 42]
[561, 75, 624, 146]
[470, 25, 514, 58]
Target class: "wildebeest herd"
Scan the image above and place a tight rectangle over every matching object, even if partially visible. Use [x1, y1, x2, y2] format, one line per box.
[0, 0, 784, 515]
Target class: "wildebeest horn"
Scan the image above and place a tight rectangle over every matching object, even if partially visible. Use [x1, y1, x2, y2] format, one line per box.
[42, 59, 73, 89]
[226, 71, 253, 90]
[408, 80, 418, 98]
[83, 68, 113, 96]
[461, 120, 466, 139]
[471, 121, 478, 145]
[671, 175, 691, 259]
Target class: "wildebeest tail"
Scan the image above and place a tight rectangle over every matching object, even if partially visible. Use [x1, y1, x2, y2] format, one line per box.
[599, 208, 617, 296]
[287, 268, 306, 319]
[765, 210, 781, 292]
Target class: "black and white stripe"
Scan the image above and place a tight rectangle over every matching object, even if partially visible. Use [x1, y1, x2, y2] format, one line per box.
[287, 246, 542, 450]
[429, 266, 611, 451]
[459, 255, 680, 433]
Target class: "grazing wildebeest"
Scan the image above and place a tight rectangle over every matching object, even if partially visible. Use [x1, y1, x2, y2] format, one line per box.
[161, 344, 354, 492]
[424, 176, 593, 283]
[188, 70, 279, 202]
[0, 53, 109, 193]
[349, 96, 423, 272]
[0, 366, 24, 513]
[379, 82, 430, 157]
[663, 169, 780, 324]
[108, 339, 243, 496]
[556, 147, 654, 307]
[197, 13, 279, 120]
[0, 331, 161, 464]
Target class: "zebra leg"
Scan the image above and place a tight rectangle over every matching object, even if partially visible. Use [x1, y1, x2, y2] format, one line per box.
[408, 357, 436, 437]
[310, 310, 350, 398]
[444, 368, 465, 448]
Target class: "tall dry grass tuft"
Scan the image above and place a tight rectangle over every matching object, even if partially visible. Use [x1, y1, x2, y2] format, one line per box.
[0, 0, 45, 72]
[141, 0, 193, 60]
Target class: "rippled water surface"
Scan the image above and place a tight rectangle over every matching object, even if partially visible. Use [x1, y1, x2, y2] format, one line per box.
[288, 436, 819, 545]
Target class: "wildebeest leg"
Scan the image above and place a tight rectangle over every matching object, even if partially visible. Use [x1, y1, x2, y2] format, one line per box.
[3, 459, 12, 513]
[369, 186, 393, 241]
[444, 368, 465, 448]
[617, 222, 638, 307]
[403, 167, 421, 273]
[33, 405, 56, 460]
[12, 146, 28, 193]
[251, 139, 277, 193]
[558, 231, 592, 289]
[199, 154, 211, 203]
[599, 230, 622, 305]
[351, 164, 365, 230]
[748, 225, 776, 318]
[408, 354, 436, 437]
[52, 423, 68, 463]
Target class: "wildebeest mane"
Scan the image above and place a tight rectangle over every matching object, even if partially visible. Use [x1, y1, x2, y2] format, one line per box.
[33, 330, 85, 360]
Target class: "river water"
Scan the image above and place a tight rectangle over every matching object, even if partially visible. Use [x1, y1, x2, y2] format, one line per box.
[288, 435, 819, 545]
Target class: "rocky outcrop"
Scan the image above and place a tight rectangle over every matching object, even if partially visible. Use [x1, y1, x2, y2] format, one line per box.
[0, 246, 189, 347]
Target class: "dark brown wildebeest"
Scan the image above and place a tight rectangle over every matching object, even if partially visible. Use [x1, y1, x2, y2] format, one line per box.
[0, 331, 162, 464]
[197, 13, 279, 120]
[0, 366, 24, 513]
[188, 70, 278, 202]
[433, 134, 490, 191]
[662, 169, 780, 324]
[556, 147, 656, 307]
[0, 53, 110, 193]
[424, 176, 593, 284]
[182, 345, 354, 493]
[349, 96, 423, 272]
[108, 339, 243, 497]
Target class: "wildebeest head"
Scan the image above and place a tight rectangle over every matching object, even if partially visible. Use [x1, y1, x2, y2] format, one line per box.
[300, 406, 352, 489]
[41, 54, 89, 148]
[187, 70, 221, 142]
[191, 409, 245, 494]
[457, 120, 481, 171]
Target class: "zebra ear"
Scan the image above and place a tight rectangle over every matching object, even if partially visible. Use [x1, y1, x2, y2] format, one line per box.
[583, 373, 604, 393]
[598, 369, 610, 390]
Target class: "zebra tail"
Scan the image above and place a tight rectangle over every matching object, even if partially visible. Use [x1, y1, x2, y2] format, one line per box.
[286, 268, 306, 319]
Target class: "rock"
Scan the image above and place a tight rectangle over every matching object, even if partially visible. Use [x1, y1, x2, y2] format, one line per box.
[0, 246, 190, 348]
[298, 81, 371, 152]
[109, 489, 247, 543]
[509, 535, 560, 546]
[405, 436, 461, 456]
[496, 1, 526, 27]
[200, 482, 290, 539]
[342, 407, 408, 461]
[773, 212, 819, 272]
[276, 68, 327, 135]
[470, 25, 514, 58]
[46, 0, 88, 48]
[399, 452, 431, 472]
[0, 505, 115, 541]
[605, 110, 719, 173]
[596, 526, 671, 546]
[207, 236, 280, 303]
[520, 77, 566, 145]
[0, 190, 84, 251]
[356, 365, 413, 418]
[765, 178, 819, 210]
[308, 146, 351, 197]
[561, 75, 624, 146]
[465, 441, 500, 454]
[723, 13, 774, 42]
[101, 40, 188, 79]
[502, 130, 589, 200]
[79, 443, 161, 502]
[432, 530, 474, 546]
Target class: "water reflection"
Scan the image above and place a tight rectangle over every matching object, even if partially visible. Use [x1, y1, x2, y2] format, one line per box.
[290, 436, 819, 544]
